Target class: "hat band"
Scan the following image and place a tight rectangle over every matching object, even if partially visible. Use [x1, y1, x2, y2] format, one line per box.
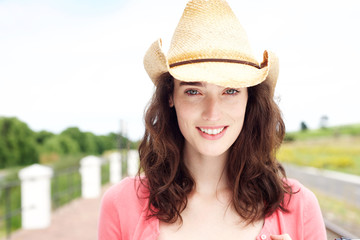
[169, 58, 261, 69]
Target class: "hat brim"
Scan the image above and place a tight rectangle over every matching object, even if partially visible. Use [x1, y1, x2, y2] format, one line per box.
[144, 39, 279, 95]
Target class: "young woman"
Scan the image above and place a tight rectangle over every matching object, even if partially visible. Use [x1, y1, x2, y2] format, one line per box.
[98, 0, 327, 239]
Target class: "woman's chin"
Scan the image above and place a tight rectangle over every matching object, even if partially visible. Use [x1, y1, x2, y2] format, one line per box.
[196, 147, 229, 158]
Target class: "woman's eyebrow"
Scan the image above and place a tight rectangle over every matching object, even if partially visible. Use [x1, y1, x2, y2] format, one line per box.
[179, 81, 204, 87]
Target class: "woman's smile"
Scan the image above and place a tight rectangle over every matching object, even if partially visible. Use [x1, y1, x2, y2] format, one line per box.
[196, 126, 228, 140]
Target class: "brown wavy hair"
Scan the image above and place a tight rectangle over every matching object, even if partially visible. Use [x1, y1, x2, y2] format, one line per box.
[138, 73, 292, 224]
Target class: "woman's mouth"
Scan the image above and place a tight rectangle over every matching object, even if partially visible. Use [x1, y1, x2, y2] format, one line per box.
[196, 126, 228, 140]
[198, 127, 225, 135]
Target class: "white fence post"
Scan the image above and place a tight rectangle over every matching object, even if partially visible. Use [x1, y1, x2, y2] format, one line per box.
[127, 150, 139, 177]
[18, 164, 53, 229]
[79, 156, 101, 199]
[109, 152, 122, 184]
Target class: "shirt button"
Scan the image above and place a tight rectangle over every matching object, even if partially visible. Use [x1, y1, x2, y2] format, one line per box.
[261, 234, 267, 240]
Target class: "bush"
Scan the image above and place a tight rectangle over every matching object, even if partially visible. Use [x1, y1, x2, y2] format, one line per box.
[0, 118, 136, 169]
[283, 133, 295, 142]
[42, 135, 80, 155]
[0, 117, 39, 168]
[35, 130, 54, 145]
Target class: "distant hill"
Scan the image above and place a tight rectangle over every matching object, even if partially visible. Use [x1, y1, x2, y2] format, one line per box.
[285, 123, 360, 141]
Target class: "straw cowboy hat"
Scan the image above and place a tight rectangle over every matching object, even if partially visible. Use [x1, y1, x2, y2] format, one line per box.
[143, 0, 279, 95]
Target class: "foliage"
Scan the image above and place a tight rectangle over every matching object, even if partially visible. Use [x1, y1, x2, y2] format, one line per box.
[101, 162, 110, 185]
[96, 133, 118, 153]
[51, 164, 82, 209]
[0, 170, 22, 238]
[81, 131, 98, 154]
[0, 116, 137, 169]
[59, 127, 132, 155]
[42, 135, 80, 155]
[300, 121, 308, 131]
[0, 117, 39, 168]
[286, 123, 360, 141]
[277, 137, 360, 175]
[34, 130, 54, 145]
[283, 133, 295, 142]
[60, 127, 88, 153]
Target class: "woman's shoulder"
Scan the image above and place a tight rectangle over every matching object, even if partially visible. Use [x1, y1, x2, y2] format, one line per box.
[284, 178, 318, 204]
[276, 178, 326, 237]
[282, 178, 324, 223]
[101, 176, 149, 213]
[263, 178, 326, 238]
[99, 177, 157, 239]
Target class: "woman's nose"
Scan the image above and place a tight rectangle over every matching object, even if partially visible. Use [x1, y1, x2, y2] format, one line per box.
[201, 96, 221, 121]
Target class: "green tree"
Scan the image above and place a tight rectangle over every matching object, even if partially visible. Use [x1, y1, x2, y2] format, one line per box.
[96, 134, 116, 153]
[42, 135, 80, 155]
[300, 121, 308, 131]
[83, 132, 98, 154]
[60, 127, 104, 154]
[61, 127, 87, 152]
[0, 117, 39, 168]
[35, 130, 54, 145]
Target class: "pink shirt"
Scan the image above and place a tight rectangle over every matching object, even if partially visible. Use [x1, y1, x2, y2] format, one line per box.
[98, 177, 327, 240]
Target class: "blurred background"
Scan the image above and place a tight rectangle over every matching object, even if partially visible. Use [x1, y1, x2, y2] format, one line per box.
[0, 0, 359, 239]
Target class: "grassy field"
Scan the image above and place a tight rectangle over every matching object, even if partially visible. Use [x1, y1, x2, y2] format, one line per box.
[285, 123, 360, 141]
[278, 136, 360, 175]
[279, 124, 360, 176]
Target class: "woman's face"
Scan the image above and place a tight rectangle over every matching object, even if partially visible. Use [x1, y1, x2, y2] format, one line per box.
[171, 79, 248, 158]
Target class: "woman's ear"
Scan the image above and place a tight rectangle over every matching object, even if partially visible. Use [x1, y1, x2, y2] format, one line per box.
[169, 95, 174, 107]
[169, 97, 174, 107]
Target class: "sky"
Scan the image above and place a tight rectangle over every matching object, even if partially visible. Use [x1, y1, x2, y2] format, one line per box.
[1, 0, 359, 141]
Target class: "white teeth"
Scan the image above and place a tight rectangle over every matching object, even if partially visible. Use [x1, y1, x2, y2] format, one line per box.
[199, 127, 225, 135]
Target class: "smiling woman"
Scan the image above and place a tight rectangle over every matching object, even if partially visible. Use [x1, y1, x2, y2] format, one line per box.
[98, 0, 327, 239]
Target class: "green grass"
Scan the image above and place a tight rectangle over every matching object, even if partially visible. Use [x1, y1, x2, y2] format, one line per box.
[51, 165, 82, 209]
[285, 123, 360, 141]
[0, 180, 21, 239]
[101, 162, 110, 185]
[279, 123, 360, 176]
[277, 137, 360, 175]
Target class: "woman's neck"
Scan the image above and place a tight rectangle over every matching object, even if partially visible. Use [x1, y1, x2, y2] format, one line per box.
[183, 143, 229, 196]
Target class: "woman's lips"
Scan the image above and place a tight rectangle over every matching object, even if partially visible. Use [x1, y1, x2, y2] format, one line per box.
[196, 126, 228, 140]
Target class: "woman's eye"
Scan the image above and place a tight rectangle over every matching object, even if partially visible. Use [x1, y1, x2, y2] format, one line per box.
[224, 89, 239, 95]
[185, 89, 199, 95]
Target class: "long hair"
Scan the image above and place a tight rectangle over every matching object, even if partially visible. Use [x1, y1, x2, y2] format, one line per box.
[138, 73, 292, 224]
